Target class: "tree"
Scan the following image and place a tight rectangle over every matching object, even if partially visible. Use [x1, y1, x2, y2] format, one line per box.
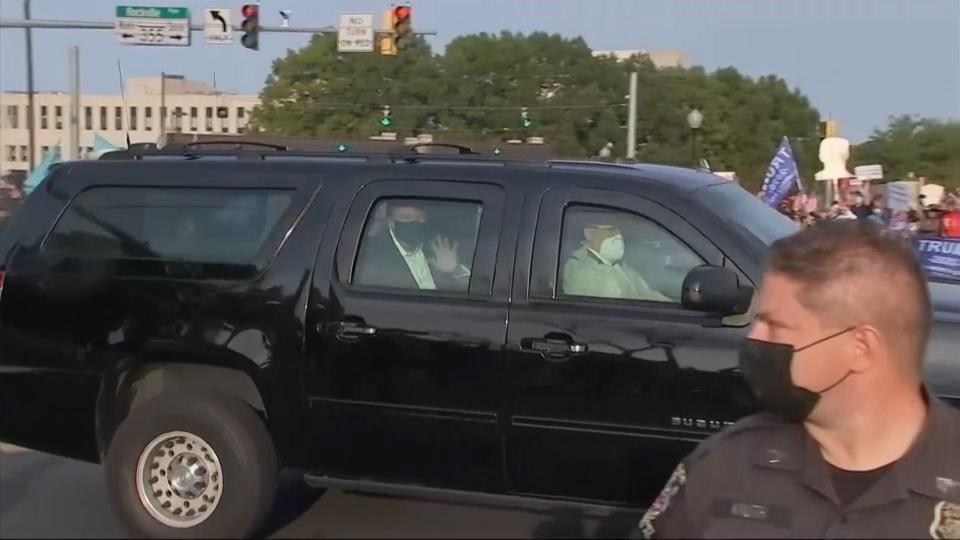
[250, 31, 822, 187]
[436, 32, 631, 156]
[250, 33, 441, 138]
[853, 116, 960, 187]
[629, 66, 819, 191]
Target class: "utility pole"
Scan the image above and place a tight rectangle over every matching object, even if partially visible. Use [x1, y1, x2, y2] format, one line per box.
[160, 72, 166, 144]
[66, 46, 79, 161]
[626, 71, 638, 160]
[23, 0, 36, 170]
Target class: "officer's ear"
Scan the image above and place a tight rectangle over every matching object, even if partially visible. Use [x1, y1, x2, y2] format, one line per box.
[849, 324, 883, 372]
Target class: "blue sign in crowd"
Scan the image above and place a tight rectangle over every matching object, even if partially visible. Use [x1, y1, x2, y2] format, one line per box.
[917, 238, 960, 282]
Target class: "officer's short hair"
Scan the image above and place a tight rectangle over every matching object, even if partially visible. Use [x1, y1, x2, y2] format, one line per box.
[766, 220, 932, 370]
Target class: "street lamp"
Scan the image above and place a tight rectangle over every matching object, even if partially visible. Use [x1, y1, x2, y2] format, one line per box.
[687, 107, 703, 166]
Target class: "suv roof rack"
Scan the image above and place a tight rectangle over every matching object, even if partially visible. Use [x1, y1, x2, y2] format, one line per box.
[548, 160, 642, 170]
[181, 140, 290, 151]
[96, 141, 550, 168]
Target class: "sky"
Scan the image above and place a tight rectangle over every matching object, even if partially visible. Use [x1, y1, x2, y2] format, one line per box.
[1, 0, 958, 142]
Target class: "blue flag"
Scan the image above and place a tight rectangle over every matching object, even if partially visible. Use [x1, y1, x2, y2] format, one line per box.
[23, 144, 61, 195]
[92, 133, 120, 156]
[760, 137, 800, 207]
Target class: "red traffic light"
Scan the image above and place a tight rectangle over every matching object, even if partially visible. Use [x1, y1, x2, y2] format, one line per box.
[393, 5, 411, 21]
[242, 4, 258, 18]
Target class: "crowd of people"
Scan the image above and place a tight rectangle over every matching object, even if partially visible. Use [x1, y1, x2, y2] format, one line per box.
[775, 189, 960, 238]
[0, 173, 26, 231]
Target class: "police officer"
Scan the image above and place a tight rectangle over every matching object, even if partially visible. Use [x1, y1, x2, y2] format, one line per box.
[638, 220, 960, 539]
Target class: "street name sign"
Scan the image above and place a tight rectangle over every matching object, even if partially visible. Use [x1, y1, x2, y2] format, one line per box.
[115, 6, 191, 46]
[337, 13, 375, 53]
[204, 8, 233, 44]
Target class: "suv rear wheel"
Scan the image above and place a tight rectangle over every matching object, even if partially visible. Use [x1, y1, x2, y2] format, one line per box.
[105, 393, 278, 538]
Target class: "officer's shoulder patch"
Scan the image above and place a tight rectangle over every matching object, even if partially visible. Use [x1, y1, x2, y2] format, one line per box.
[638, 463, 687, 539]
[930, 500, 960, 539]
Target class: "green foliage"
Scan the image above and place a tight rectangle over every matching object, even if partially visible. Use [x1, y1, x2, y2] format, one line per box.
[249, 33, 440, 139]
[852, 116, 960, 187]
[251, 31, 822, 186]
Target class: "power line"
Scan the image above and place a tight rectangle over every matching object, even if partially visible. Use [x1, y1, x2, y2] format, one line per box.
[275, 101, 629, 111]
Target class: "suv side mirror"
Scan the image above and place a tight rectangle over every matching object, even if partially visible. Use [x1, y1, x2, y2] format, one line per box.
[681, 265, 754, 315]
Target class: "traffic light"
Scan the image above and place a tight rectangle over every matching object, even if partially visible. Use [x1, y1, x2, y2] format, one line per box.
[241, 4, 260, 50]
[520, 107, 534, 129]
[380, 8, 397, 55]
[392, 5, 413, 51]
[379, 105, 393, 127]
[818, 120, 838, 139]
[335, 143, 350, 153]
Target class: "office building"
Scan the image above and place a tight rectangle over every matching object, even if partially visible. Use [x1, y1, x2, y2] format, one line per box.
[0, 75, 260, 177]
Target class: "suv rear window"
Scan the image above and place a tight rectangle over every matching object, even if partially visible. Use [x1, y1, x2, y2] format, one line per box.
[45, 187, 296, 268]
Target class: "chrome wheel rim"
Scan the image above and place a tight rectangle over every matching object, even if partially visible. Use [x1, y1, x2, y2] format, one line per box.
[135, 430, 223, 528]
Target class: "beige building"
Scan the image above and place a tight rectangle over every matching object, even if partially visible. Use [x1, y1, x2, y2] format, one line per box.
[0, 75, 260, 177]
[592, 49, 689, 69]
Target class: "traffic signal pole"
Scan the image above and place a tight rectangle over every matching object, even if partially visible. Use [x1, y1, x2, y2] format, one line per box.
[0, 18, 437, 36]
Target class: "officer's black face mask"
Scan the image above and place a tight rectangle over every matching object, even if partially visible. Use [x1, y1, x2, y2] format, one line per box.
[738, 327, 856, 423]
[392, 220, 429, 249]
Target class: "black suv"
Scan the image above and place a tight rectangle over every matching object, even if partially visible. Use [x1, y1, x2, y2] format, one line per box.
[1, 147, 957, 538]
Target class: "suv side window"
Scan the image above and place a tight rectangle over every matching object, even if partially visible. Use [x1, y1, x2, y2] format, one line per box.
[353, 198, 483, 293]
[45, 187, 297, 267]
[558, 205, 706, 304]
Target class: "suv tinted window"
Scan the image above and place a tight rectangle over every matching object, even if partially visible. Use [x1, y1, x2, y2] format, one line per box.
[693, 182, 799, 246]
[559, 205, 705, 303]
[45, 187, 296, 266]
[353, 198, 482, 293]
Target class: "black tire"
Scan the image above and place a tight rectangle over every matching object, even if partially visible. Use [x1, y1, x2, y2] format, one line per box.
[105, 393, 278, 538]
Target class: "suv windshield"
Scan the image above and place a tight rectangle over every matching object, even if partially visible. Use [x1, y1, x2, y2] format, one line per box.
[693, 182, 799, 246]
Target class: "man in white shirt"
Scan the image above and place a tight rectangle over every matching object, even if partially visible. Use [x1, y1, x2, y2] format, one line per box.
[354, 202, 471, 292]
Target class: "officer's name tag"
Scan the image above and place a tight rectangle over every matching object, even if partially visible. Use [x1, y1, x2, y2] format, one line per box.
[711, 499, 792, 528]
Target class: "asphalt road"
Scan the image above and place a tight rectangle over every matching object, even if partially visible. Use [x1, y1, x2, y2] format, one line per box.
[0, 447, 642, 538]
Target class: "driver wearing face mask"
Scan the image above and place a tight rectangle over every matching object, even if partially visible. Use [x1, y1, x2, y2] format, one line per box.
[561, 221, 669, 302]
[636, 220, 960, 540]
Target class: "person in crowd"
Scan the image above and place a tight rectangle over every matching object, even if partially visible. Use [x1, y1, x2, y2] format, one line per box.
[834, 205, 858, 220]
[0, 174, 26, 230]
[850, 192, 873, 220]
[562, 219, 670, 302]
[636, 220, 960, 539]
[917, 206, 943, 238]
[866, 196, 888, 226]
[353, 201, 471, 292]
[941, 197, 960, 238]
[828, 200, 842, 219]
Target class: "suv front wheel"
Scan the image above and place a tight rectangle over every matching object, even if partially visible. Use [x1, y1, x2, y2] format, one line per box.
[105, 393, 278, 538]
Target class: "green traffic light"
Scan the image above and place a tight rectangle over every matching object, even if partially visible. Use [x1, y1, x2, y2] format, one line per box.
[492, 147, 502, 156]
[380, 116, 393, 127]
[336, 144, 350, 152]
[521, 118, 533, 128]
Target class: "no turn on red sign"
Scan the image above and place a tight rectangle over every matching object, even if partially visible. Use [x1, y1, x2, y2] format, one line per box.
[338, 13, 375, 53]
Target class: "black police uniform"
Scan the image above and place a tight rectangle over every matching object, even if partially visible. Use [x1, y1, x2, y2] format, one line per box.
[637, 394, 960, 539]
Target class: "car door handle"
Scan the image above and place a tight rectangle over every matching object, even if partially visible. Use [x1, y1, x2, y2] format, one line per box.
[335, 321, 377, 339]
[521, 337, 588, 359]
